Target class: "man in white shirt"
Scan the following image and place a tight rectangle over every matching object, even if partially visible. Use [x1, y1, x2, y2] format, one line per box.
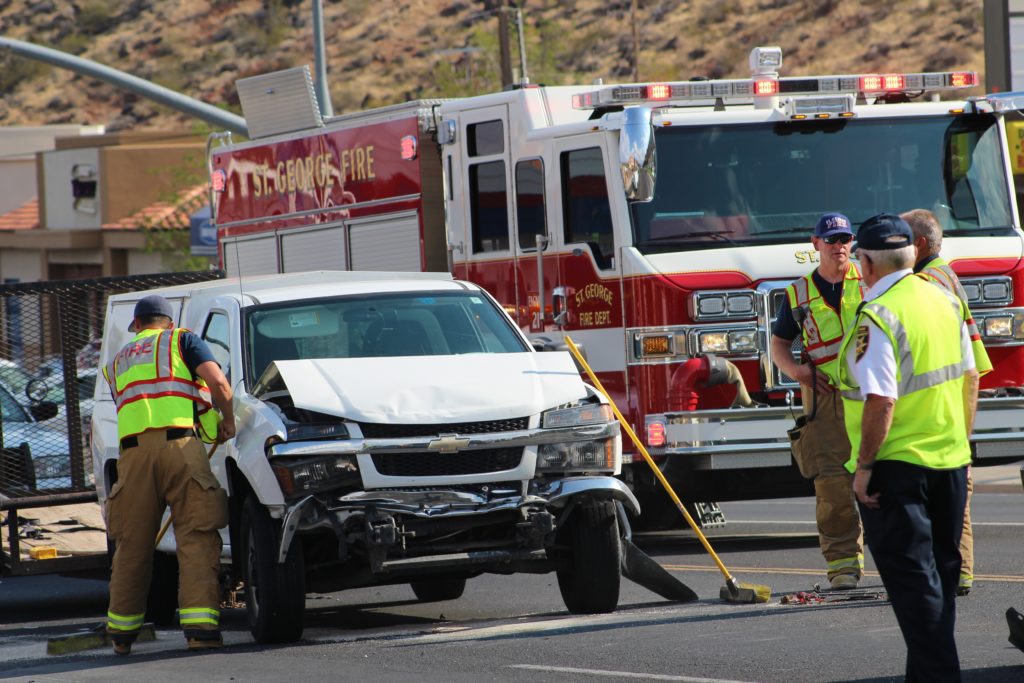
[838, 213, 977, 683]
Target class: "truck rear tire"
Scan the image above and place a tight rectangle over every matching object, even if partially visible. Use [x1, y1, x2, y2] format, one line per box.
[555, 500, 621, 614]
[410, 577, 467, 602]
[241, 495, 305, 643]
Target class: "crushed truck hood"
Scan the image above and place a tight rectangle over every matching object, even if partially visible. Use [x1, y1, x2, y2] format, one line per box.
[267, 352, 588, 423]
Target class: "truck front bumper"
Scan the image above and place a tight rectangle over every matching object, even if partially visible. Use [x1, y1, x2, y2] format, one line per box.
[277, 476, 638, 563]
[649, 395, 1024, 469]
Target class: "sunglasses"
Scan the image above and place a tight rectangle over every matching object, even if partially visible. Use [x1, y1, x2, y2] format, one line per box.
[822, 234, 853, 245]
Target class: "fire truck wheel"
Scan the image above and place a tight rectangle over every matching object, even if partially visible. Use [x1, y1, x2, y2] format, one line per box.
[410, 577, 467, 602]
[145, 550, 179, 626]
[241, 495, 305, 643]
[555, 500, 621, 614]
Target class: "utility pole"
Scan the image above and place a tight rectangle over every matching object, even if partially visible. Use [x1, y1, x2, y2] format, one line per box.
[497, 0, 514, 88]
[631, 0, 640, 82]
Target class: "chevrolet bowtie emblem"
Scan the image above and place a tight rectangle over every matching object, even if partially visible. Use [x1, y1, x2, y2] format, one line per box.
[427, 434, 470, 453]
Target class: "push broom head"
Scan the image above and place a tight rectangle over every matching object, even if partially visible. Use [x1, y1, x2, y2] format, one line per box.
[720, 577, 771, 604]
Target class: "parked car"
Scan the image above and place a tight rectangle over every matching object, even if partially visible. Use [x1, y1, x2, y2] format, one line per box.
[0, 380, 70, 491]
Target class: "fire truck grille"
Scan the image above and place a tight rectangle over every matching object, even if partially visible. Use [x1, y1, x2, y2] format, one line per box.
[769, 288, 788, 320]
[371, 448, 524, 477]
[358, 418, 530, 438]
[767, 287, 803, 385]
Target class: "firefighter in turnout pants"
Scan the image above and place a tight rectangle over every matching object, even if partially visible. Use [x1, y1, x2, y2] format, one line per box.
[102, 295, 235, 654]
[770, 213, 865, 589]
[901, 208, 992, 597]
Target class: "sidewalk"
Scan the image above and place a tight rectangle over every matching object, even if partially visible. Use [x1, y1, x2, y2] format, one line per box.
[973, 462, 1024, 493]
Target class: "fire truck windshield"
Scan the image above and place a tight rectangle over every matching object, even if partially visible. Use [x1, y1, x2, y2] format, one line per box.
[630, 114, 1014, 252]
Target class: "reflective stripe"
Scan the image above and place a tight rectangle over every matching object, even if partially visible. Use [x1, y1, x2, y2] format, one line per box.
[863, 288, 970, 396]
[115, 378, 213, 406]
[107, 610, 145, 632]
[860, 303, 915, 387]
[111, 328, 216, 440]
[786, 264, 864, 383]
[179, 607, 220, 626]
[827, 554, 864, 571]
[920, 258, 992, 376]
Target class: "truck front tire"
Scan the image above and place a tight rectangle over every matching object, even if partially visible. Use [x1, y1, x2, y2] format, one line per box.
[555, 500, 621, 614]
[240, 495, 305, 643]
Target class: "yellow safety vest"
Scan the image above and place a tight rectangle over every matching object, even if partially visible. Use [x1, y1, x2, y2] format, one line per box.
[103, 328, 220, 443]
[838, 275, 972, 471]
[786, 263, 866, 384]
[918, 256, 993, 376]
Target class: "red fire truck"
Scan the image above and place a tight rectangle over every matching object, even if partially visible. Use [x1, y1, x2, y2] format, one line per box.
[209, 49, 1024, 526]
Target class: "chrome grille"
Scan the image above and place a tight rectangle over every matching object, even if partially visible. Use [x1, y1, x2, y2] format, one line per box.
[359, 417, 530, 438]
[761, 284, 802, 389]
[371, 447, 523, 476]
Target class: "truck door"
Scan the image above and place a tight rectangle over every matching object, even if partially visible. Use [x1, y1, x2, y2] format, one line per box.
[511, 156, 560, 335]
[551, 138, 627, 401]
[456, 106, 518, 315]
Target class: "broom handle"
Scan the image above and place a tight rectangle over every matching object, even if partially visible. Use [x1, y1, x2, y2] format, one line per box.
[563, 336, 736, 583]
[154, 440, 221, 546]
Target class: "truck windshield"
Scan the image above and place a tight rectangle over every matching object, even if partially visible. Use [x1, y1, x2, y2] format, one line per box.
[631, 114, 1014, 252]
[245, 290, 529, 382]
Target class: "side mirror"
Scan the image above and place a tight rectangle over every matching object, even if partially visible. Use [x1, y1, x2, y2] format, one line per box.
[619, 106, 656, 202]
[30, 401, 59, 422]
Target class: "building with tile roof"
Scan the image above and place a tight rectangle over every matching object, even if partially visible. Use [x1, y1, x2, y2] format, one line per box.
[0, 129, 214, 283]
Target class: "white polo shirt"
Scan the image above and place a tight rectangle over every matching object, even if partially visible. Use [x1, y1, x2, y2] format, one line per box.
[846, 269, 974, 399]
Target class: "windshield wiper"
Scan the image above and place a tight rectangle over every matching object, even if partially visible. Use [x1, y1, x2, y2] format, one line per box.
[644, 231, 736, 244]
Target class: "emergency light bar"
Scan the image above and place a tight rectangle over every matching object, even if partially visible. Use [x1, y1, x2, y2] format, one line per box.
[573, 45, 978, 113]
[571, 70, 977, 110]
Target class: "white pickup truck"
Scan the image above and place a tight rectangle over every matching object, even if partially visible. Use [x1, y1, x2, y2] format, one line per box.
[91, 271, 643, 643]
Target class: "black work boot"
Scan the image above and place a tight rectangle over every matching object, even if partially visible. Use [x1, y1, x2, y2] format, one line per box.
[184, 629, 223, 652]
[109, 633, 136, 656]
[1008, 607, 1024, 654]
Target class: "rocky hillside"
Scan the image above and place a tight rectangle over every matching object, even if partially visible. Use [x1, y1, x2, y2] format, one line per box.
[0, 0, 985, 132]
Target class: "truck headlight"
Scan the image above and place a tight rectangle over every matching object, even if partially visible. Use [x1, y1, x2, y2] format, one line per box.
[271, 455, 359, 498]
[537, 439, 615, 472]
[692, 291, 756, 320]
[697, 328, 758, 354]
[541, 403, 613, 428]
[983, 315, 1013, 338]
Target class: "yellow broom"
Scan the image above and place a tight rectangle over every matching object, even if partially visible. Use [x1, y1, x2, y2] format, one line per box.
[563, 335, 770, 604]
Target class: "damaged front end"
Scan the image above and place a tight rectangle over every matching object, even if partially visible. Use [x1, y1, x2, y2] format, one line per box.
[254, 361, 634, 593]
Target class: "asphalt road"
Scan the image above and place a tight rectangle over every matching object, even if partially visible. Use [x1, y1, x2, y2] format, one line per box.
[1, 467, 1022, 682]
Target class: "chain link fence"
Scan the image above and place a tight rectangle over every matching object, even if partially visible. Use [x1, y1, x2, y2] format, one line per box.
[0, 270, 224, 503]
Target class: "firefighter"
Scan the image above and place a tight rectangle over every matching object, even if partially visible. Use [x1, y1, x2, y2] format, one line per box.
[770, 212, 865, 590]
[838, 213, 976, 681]
[102, 295, 235, 655]
[902, 208, 992, 598]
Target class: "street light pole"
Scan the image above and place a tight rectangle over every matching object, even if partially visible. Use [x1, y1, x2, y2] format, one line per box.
[312, 0, 333, 117]
[497, 0, 514, 88]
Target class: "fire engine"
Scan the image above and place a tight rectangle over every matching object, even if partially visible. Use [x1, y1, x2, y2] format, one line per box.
[209, 47, 1024, 527]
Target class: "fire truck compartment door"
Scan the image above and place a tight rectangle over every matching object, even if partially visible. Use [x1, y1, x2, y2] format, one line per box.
[223, 234, 279, 277]
[281, 223, 347, 271]
[349, 212, 422, 271]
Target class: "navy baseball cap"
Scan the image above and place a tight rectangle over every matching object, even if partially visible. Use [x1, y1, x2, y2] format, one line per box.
[814, 212, 853, 239]
[855, 213, 913, 251]
[130, 295, 174, 331]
